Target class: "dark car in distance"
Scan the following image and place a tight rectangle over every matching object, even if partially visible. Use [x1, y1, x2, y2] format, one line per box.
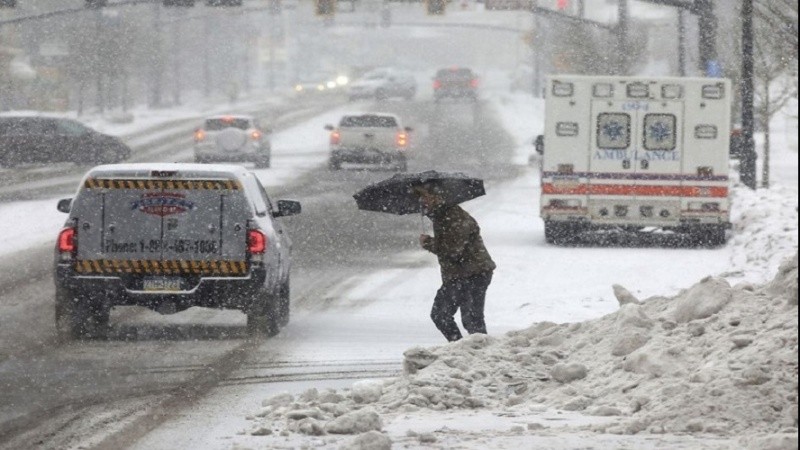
[433, 67, 479, 102]
[0, 116, 131, 168]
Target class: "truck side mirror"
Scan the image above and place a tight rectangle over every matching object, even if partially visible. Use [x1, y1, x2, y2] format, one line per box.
[274, 200, 301, 217]
[324, 124, 335, 131]
[57, 198, 72, 213]
[534, 135, 544, 155]
[404, 126, 413, 132]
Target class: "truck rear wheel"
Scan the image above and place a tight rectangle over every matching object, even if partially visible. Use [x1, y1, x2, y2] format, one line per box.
[55, 289, 109, 341]
[278, 279, 290, 328]
[246, 288, 279, 337]
[328, 157, 341, 171]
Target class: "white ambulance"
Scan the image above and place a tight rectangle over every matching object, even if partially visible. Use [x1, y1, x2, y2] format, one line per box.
[538, 75, 732, 246]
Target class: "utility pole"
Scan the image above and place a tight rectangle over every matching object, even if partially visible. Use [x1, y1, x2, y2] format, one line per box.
[677, 8, 686, 76]
[94, 8, 105, 113]
[171, 7, 182, 105]
[616, 0, 630, 75]
[740, 0, 757, 189]
[203, 10, 211, 97]
[150, 2, 163, 107]
[695, 0, 719, 76]
[531, 0, 541, 97]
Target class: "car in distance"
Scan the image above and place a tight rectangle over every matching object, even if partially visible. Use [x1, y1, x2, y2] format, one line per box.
[325, 113, 412, 171]
[0, 115, 131, 168]
[347, 68, 416, 101]
[193, 115, 272, 168]
[433, 67, 479, 102]
[53, 163, 301, 339]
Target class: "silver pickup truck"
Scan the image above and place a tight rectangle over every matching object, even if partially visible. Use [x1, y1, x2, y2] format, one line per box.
[325, 113, 412, 171]
[53, 163, 301, 340]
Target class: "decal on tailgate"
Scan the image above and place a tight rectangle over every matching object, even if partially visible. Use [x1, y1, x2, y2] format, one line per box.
[131, 192, 195, 217]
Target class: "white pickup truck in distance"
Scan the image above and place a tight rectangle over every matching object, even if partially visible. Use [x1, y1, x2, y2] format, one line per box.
[325, 113, 412, 171]
[53, 163, 301, 340]
[539, 75, 732, 246]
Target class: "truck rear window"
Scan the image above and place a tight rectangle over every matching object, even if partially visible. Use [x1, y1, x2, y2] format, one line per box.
[205, 118, 251, 131]
[435, 69, 474, 81]
[340, 115, 398, 128]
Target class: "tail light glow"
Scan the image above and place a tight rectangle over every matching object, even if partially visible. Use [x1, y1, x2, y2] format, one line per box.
[250, 130, 262, 140]
[194, 129, 206, 142]
[248, 230, 267, 254]
[330, 130, 341, 145]
[470, 78, 479, 88]
[58, 227, 76, 254]
[396, 131, 408, 148]
[433, 80, 442, 90]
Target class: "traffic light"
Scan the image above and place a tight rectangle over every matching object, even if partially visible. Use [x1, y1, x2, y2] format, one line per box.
[0, 0, 16, 9]
[315, 0, 336, 16]
[426, 0, 445, 16]
[164, 0, 196, 6]
[85, 0, 108, 8]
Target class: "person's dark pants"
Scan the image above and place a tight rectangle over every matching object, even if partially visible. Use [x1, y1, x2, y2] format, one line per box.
[430, 272, 492, 342]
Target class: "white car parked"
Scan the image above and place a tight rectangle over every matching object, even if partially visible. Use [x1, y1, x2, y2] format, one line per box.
[193, 115, 272, 168]
[347, 68, 417, 102]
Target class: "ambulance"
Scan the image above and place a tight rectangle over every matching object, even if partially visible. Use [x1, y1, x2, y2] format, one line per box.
[538, 75, 732, 246]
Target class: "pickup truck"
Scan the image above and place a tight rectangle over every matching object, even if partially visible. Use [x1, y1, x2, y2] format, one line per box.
[325, 113, 412, 171]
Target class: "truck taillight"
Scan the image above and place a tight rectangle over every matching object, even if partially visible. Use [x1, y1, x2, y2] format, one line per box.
[433, 80, 442, 90]
[250, 130, 262, 141]
[470, 78, 479, 88]
[330, 130, 341, 145]
[396, 132, 408, 148]
[248, 230, 267, 254]
[194, 129, 206, 142]
[58, 227, 76, 254]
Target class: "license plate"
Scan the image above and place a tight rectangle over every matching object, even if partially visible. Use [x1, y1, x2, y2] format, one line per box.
[143, 277, 182, 292]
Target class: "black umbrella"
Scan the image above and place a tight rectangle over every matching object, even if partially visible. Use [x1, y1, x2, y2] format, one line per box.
[353, 170, 485, 216]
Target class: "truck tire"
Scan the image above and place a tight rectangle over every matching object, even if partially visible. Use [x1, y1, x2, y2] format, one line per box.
[246, 288, 279, 337]
[55, 288, 109, 341]
[395, 155, 408, 172]
[254, 154, 271, 169]
[328, 157, 341, 171]
[278, 279, 290, 327]
[544, 222, 577, 245]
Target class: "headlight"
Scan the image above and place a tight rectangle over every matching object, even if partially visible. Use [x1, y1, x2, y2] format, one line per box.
[326, 81, 337, 89]
[336, 75, 349, 86]
[294, 85, 303, 92]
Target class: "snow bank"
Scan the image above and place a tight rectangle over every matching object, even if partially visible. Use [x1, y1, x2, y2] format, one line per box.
[250, 253, 798, 444]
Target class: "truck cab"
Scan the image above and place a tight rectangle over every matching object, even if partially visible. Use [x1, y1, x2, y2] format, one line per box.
[540, 75, 732, 246]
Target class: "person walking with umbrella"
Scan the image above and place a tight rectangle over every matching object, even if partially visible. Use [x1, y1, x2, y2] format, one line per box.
[414, 182, 496, 342]
[353, 171, 496, 342]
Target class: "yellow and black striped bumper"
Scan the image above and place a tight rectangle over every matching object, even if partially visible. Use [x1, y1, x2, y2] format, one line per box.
[74, 259, 249, 276]
[84, 178, 243, 191]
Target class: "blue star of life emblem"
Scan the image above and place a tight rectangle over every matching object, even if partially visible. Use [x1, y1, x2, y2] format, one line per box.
[602, 121, 625, 141]
[649, 121, 672, 142]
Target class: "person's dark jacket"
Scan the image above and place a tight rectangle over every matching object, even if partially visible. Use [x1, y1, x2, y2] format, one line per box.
[421, 204, 496, 282]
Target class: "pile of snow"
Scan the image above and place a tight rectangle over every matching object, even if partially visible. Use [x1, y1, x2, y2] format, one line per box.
[249, 253, 798, 446]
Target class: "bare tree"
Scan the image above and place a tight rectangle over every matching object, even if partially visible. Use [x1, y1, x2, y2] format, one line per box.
[753, 15, 797, 188]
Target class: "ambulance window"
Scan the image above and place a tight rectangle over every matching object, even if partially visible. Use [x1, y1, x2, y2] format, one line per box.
[702, 83, 725, 99]
[643, 114, 677, 151]
[593, 83, 614, 98]
[597, 113, 631, 149]
[627, 82, 649, 98]
[662, 84, 683, 99]
[556, 122, 579, 136]
[695, 124, 718, 139]
[552, 81, 574, 97]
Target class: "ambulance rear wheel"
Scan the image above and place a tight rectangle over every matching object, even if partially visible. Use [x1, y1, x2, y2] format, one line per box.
[544, 222, 576, 245]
